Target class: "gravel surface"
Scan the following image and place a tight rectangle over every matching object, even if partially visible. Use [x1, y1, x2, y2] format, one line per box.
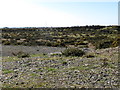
[1, 46, 119, 88]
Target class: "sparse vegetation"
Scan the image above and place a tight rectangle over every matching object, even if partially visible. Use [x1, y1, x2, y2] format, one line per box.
[1, 26, 119, 49]
[1, 26, 119, 88]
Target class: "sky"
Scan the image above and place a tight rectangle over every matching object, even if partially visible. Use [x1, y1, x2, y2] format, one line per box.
[0, 0, 119, 27]
[118, 2, 120, 25]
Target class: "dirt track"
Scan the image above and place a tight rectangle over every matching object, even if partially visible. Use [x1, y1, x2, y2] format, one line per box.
[2, 45, 66, 57]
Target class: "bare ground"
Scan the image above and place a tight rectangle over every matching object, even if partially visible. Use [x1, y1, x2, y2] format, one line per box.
[2, 45, 66, 57]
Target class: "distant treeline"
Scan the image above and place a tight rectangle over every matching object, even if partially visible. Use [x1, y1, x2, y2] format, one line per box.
[1, 25, 114, 32]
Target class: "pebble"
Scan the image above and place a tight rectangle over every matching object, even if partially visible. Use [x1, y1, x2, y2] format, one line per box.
[2, 47, 118, 88]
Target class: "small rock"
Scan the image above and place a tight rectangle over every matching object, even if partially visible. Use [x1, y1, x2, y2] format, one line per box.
[103, 74, 109, 77]
[74, 70, 80, 73]
[16, 83, 19, 85]
[14, 75, 18, 77]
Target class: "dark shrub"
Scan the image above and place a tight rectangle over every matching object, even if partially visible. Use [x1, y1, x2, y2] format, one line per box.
[52, 42, 60, 47]
[2, 40, 11, 45]
[62, 61, 68, 65]
[16, 51, 30, 58]
[99, 41, 112, 49]
[112, 39, 119, 47]
[86, 55, 95, 58]
[62, 48, 85, 57]
[45, 41, 52, 46]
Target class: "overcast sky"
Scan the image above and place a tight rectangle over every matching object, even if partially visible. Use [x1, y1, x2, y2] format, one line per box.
[0, 0, 118, 27]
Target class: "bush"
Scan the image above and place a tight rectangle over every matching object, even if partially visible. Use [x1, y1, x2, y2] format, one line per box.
[52, 42, 60, 47]
[2, 40, 11, 45]
[18, 52, 30, 58]
[86, 54, 95, 58]
[112, 38, 119, 47]
[62, 48, 85, 57]
[45, 41, 52, 46]
[99, 41, 112, 49]
[15, 51, 30, 58]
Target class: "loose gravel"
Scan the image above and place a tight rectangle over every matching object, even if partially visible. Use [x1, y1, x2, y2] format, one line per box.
[1, 46, 119, 88]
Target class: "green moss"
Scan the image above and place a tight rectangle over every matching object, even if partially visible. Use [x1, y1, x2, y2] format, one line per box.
[69, 65, 87, 71]
[47, 68, 57, 72]
[2, 84, 12, 88]
[107, 63, 117, 69]
[3, 70, 14, 74]
[30, 53, 46, 57]
[34, 82, 48, 88]
[30, 73, 38, 77]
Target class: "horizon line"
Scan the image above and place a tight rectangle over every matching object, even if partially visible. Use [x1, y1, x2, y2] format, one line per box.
[0, 25, 118, 28]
